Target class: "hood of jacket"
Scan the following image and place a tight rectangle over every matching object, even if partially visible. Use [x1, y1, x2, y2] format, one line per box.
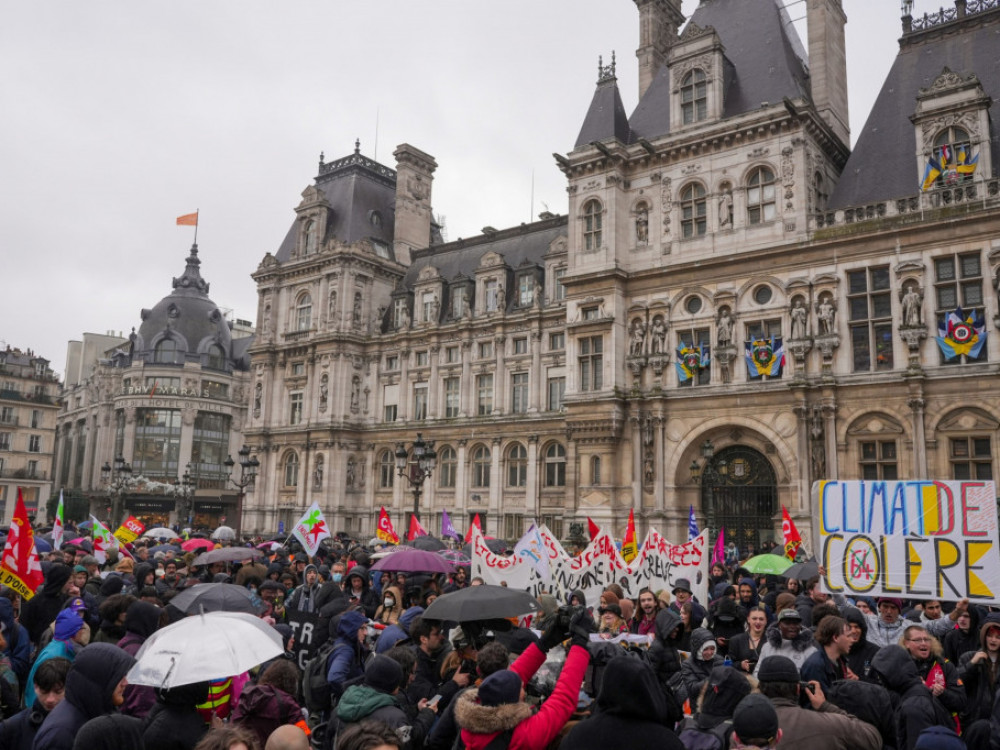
[712, 581, 735, 601]
[43, 563, 73, 597]
[737, 577, 759, 608]
[980, 616, 1000, 650]
[124, 600, 161, 639]
[714, 597, 740, 623]
[764, 622, 814, 651]
[567, 588, 586, 606]
[382, 585, 403, 608]
[843, 606, 869, 640]
[156, 680, 211, 707]
[654, 608, 684, 643]
[690, 628, 716, 658]
[399, 606, 424, 633]
[65, 642, 136, 719]
[344, 565, 370, 591]
[336, 683, 397, 722]
[696, 666, 752, 726]
[0, 596, 16, 634]
[239, 683, 298, 721]
[870, 644, 922, 693]
[454, 686, 534, 735]
[133, 563, 156, 588]
[337, 609, 368, 640]
[596, 655, 667, 719]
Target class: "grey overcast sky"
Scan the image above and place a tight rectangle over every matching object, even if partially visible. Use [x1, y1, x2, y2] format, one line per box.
[1, 0, 910, 378]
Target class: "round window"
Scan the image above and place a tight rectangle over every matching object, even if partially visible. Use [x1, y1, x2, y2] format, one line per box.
[685, 296, 702, 314]
[753, 286, 773, 305]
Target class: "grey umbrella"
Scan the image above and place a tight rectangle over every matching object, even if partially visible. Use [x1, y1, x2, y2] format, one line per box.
[168, 582, 263, 615]
[423, 585, 539, 621]
[192, 547, 264, 566]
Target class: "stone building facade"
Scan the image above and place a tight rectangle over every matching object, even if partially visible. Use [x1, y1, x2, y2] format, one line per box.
[246, 0, 1000, 550]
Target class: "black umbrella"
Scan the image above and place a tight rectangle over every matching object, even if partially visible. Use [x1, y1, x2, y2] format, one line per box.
[168, 582, 263, 615]
[411, 535, 447, 552]
[192, 547, 264, 566]
[423, 585, 539, 621]
[782, 558, 819, 581]
[462, 538, 508, 557]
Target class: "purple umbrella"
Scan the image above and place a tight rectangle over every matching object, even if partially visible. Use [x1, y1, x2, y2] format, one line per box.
[371, 547, 456, 575]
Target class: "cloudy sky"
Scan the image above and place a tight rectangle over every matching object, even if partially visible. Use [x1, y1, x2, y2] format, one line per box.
[2, 0, 909, 377]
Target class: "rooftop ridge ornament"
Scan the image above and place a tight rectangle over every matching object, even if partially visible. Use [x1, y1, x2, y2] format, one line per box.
[906, 0, 998, 34]
[597, 51, 616, 83]
[172, 243, 210, 294]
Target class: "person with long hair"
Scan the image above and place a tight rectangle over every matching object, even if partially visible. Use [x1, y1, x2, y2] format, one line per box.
[728, 606, 768, 674]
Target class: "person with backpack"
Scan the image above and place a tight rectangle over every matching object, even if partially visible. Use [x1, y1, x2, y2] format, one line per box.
[303, 610, 369, 718]
[676, 665, 752, 750]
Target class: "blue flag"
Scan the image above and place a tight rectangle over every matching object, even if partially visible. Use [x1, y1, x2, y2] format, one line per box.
[688, 505, 699, 541]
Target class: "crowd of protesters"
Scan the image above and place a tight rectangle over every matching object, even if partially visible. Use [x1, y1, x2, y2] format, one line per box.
[0, 524, 998, 750]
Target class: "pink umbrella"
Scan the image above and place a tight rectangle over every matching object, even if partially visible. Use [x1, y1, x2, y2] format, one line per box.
[182, 538, 216, 552]
[256, 541, 282, 551]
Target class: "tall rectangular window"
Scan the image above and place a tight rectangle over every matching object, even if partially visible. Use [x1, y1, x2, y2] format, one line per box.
[422, 292, 436, 323]
[511, 373, 529, 414]
[677, 328, 711, 387]
[192, 413, 232, 488]
[485, 280, 498, 313]
[132, 408, 181, 480]
[0, 407, 14, 425]
[860, 440, 898, 480]
[549, 332, 565, 350]
[383, 384, 398, 423]
[446, 346, 460, 363]
[578, 336, 603, 391]
[289, 393, 303, 425]
[30, 410, 40, 428]
[554, 268, 566, 301]
[478, 341, 493, 359]
[0, 433, 10, 450]
[393, 299, 409, 328]
[950, 437, 993, 480]
[413, 384, 428, 420]
[477, 374, 493, 415]
[935, 252, 986, 363]
[415, 350, 429, 367]
[547, 377, 565, 411]
[28, 435, 41, 453]
[384, 404, 398, 422]
[27, 460, 38, 478]
[444, 378, 460, 418]
[518, 275, 534, 307]
[848, 267, 893, 372]
[451, 287, 467, 319]
[513, 338, 528, 355]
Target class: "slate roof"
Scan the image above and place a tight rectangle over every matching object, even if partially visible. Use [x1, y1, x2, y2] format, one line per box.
[575, 74, 633, 147]
[828, 8, 1000, 209]
[627, 0, 810, 141]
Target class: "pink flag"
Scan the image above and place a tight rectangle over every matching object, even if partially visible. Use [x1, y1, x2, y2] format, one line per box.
[712, 527, 725, 566]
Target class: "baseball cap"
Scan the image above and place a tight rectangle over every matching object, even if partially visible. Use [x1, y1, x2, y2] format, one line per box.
[732, 694, 779, 744]
[776, 608, 802, 622]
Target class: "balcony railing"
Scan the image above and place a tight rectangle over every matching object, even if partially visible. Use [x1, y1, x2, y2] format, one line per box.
[0, 468, 47, 480]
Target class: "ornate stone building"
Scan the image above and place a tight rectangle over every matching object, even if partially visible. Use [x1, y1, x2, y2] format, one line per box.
[54, 246, 255, 528]
[246, 0, 1000, 550]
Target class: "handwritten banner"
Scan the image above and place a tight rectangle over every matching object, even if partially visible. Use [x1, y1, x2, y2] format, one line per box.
[285, 610, 322, 670]
[813, 480, 1000, 603]
[471, 525, 708, 607]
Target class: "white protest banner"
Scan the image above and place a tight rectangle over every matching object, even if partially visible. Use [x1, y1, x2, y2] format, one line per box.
[628, 528, 710, 605]
[814, 479, 1000, 604]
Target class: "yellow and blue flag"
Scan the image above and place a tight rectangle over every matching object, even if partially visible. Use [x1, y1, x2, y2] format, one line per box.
[921, 156, 942, 191]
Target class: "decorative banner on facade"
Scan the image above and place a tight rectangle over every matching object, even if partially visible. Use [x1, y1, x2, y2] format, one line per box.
[114, 516, 146, 546]
[745, 338, 784, 378]
[0, 489, 45, 600]
[814, 480, 1000, 603]
[292, 502, 332, 557]
[471, 525, 708, 607]
[675, 344, 710, 382]
[936, 307, 987, 360]
[285, 610, 323, 671]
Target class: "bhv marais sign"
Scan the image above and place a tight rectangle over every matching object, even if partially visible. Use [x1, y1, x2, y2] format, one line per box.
[813, 480, 1000, 604]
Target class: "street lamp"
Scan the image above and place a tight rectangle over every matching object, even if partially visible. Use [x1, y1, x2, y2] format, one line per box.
[174, 463, 196, 529]
[395, 433, 437, 529]
[101, 454, 133, 529]
[224, 445, 258, 540]
[689, 439, 728, 485]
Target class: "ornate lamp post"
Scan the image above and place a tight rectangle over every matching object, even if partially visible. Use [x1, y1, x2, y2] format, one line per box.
[101, 454, 133, 529]
[689, 439, 727, 485]
[394, 433, 437, 529]
[174, 463, 196, 529]
[224, 445, 258, 540]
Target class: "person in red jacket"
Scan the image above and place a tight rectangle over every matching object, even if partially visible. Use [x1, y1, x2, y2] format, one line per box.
[453, 608, 595, 750]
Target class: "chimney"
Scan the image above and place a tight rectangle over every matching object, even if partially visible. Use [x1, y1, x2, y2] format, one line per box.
[806, 0, 850, 145]
[392, 144, 437, 265]
[633, 0, 685, 99]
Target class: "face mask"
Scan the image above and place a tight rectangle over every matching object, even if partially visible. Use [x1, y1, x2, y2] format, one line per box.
[384, 598, 395, 608]
[333, 573, 343, 583]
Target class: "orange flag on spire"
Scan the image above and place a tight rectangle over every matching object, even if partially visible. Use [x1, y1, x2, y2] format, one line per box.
[0, 489, 45, 600]
[176, 212, 198, 226]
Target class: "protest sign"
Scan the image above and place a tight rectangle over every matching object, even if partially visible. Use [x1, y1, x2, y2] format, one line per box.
[814, 479, 1000, 603]
[285, 610, 322, 670]
[114, 516, 146, 546]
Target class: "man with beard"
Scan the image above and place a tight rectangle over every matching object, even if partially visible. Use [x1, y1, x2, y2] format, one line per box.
[754, 609, 817, 676]
[629, 588, 661, 636]
[800, 616, 856, 690]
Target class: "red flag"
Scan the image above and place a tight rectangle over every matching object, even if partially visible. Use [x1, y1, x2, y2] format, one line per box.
[587, 517, 601, 541]
[407, 515, 428, 541]
[0, 489, 45, 600]
[464, 513, 482, 544]
[176, 211, 198, 226]
[621, 509, 637, 563]
[782, 506, 802, 560]
[376, 506, 399, 545]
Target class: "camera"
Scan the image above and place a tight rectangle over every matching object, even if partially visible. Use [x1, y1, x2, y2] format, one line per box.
[799, 681, 816, 694]
[461, 658, 477, 675]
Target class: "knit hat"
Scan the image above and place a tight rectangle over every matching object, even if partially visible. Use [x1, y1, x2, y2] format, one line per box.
[697, 638, 718, 660]
[757, 655, 799, 683]
[877, 597, 903, 610]
[732, 694, 779, 743]
[80, 555, 99, 568]
[73, 564, 88, 574]
[55, 609, 85, 641]
[363, 655, 403, 693]
[478, 669, 523, 706]
[914, 726, 965, 750]
[697, 666, 752, 723]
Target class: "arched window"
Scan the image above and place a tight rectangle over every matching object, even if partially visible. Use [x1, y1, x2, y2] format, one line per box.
[153, 339, 178, 364]
[471, 445, 491, 488]
[507, 443, 527, 487]
[438, 446, 457, 488]
[379, 450, 395, 489]
[931, 127, 974, 187]
[583, 200, 602, 251]
[681, 183, 707, 238]
[206, 344, 226, 370]
[303, 219, 317, 255]
[295, 293, 312, 331]
[591, 455, 602, 485]
[746, 167, 776, 225]
[681, 69, 708, 124]
[284, 452, 299, 487]
[813, 172, 828, 211]
[544, 443, 566, 487]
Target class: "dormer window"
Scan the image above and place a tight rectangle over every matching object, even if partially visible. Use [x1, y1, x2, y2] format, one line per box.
[930, 127, 974, 188]
[681, 69, 708, 124]
[583, 200, 603, 251]
[451, 286, 467, 318]
[303, 220, 317, 255]
[517, 275, 535, 307]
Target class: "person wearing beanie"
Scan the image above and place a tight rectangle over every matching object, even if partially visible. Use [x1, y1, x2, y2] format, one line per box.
[958, 615, 1000, 730]
[453, 608, 596, 750]
[731, 694, 781, 749]
[141, 681, 213, 750]
[24, 610, 90, 708]
[336, 655, 436, 749]
[757, 655, 880, 750]
[914, 725, 966, 750]
[680, 627, 724, 700]
[753, 609, 817, 677]
[677, 665, 752, 748]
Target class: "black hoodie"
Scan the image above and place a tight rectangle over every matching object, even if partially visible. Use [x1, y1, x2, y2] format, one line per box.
[142, 681, 212, 750]
[843, 606, 880, 679]
[648, 608, 685, 700]
[870, 644, 956, 750]
[19, 564, 71, 645]
[344, 565, 377, 618]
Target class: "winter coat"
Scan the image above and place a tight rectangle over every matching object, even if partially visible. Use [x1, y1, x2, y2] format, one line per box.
[943, 604, 982, 664]
[561, 654, 684, 750]
[454, 642, 589, 750]
[20, 564, 71, 646]
[287, 579, 342, 614]
[337, 684, 435, 750]
[0, 704, 48, 750]
[842, 607, 880, 679]
[32, 642, 136, 750]
[769, 696, 882, 750]
[794, 593, 817, 626]
[957, 620, 1000, 724]
[374, 585, 404, 625]
[648, 608, 684, 690]
[754, 623, 817, 677]
[326, 610, 368, 698]
[410, 641, 460, 707]
[375, 606, 424, 654]
[72, 714, 145, 750]
[25, 639, 77, 707]
[232, 683, 304, 747]
[141, 682, 211, 750]
[861, 611, 918, 649]
[727, 631, 765, 673]
[870, 645, 957, 750]
[343, 566, 378, 618]
[117, 600, 162, 719]
[0, 598, 30, 686]
[680, 628, 724, 700]
[709, 597, 744, 655]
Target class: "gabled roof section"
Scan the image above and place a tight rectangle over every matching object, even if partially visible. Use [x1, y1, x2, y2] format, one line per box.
[575, 55, 632, 147]
[628, 0, 810, 141]
[829, 7, 1000, 209]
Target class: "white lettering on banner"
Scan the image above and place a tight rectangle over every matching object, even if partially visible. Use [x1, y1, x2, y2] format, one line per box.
[813, 480, 1000, 603]
[286, 611, 321, 670]
[471, 525, 709, 607]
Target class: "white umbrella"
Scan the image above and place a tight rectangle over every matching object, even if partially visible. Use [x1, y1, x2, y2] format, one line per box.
[211, 525, 236, 541]
[143, 527, 180, 540]
[126, 611, 283, 689]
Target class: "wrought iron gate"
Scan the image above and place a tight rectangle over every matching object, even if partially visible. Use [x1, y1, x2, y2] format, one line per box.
[702, 446, 777, 555]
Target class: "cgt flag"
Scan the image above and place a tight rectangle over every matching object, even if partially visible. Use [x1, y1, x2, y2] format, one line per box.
[293, 502, 332, 557]
[0, 489, 45, 600]
[782, 505, 802, 560]
[407, 514, 428, 541]
[621, 509, 638, 564]
[376, 507, 399, 545]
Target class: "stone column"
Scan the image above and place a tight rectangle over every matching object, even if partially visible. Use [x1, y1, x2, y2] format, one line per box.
[493, 336, 507, 415]
[794, 404, 811, 497]
[631, 416, 642, 510]
[565, 438, 579, 518]
[455, 440, 468, 520]
[489, 437, 502, 535]
[427, 346, 440, 419]
[460, 341, 472, 417]
[526, 435, 539, 519]
[398, 350, 410, 420]
[654, 416, 665, 512]
[908, 397, 928, 476]
[822, 403, 838, 480]
[529, 332, 542, 413]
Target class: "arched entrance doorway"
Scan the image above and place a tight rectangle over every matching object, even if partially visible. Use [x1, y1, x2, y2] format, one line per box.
[702, 445, 777, 557]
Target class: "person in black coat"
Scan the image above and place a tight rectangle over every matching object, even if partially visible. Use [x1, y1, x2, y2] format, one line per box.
[142, 681, 212, 750]
[343, 566, 378, 619]
[943, 605, 982, 665]
[957, 616, 1000, 728]
[19, 564, 72, 646]
[680, 628, 725, 700]
[0, 657, 71, 750]
[843, 606, 880, 680]
[561, 654, 684, 749]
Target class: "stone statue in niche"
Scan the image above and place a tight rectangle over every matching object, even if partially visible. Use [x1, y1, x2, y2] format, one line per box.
[319, 374, 329, 410]
[346, 457, 356, 488]
[718, 189, 733, 228]
[399, 306, 411, 330]
[328, 291, 338, 324]
[353, 292, 363, 326]
[496, 284, 506, 312]
[816, 296, 837, 335]
[534, 279, 544, 308]
[635, 205, 649, 244]
[790, 298, 808, 340]
[901, 285, 923, 327]
[629, 318, 647, 356]
[375, 305, 386, 330]
[253, 383, 262, 416]
[350, 377, 360, 412]
[650, 316, 667, 355]
[313, 456, 324, 490]
[429, 296, 440, 323]
[262, 306, 271, 337]
[717, 308, 733, 345]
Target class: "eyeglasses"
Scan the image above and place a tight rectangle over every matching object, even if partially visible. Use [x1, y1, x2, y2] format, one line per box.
[907, 636, 932, 644]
